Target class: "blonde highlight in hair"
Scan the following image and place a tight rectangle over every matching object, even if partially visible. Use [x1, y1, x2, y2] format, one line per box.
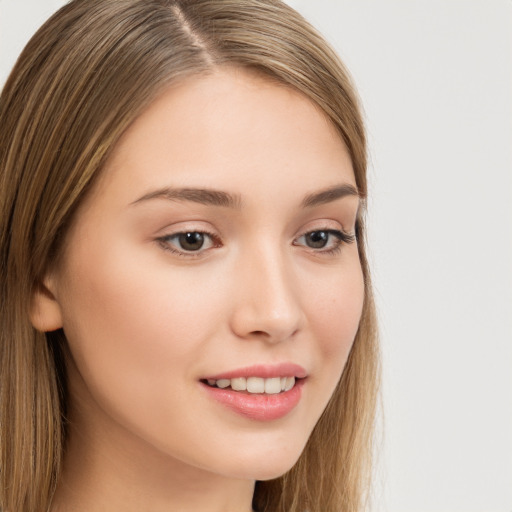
[0, 1, 379, 510]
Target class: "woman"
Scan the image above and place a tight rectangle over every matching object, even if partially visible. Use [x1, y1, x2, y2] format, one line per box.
[0, 1, 379, 511]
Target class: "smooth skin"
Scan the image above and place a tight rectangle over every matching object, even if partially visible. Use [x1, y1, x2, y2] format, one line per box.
[31, 68, 364, 512]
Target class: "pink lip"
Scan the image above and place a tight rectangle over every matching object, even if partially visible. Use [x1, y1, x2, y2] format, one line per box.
[201, 378, 305, 421]
[203, 363, 307, 380]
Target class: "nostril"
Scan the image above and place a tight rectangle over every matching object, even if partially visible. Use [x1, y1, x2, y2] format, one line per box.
[229, 279, 304, 342]
[249, 330, 267, 337]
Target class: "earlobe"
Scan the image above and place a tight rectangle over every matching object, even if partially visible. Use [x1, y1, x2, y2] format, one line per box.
[29, 277, 64, 332]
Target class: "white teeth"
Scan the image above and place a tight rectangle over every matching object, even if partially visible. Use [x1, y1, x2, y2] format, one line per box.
[284, 377, 295, 391]
[265, 377, 282, 394]
[207, 376, 298, 393]
[231, 377, 247, 391]
[247, 377, 265, 393]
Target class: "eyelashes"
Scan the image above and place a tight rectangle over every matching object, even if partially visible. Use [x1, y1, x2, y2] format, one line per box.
[161, 231, 219, 253]
[156, 228, 356, 259]
[293, 229, 355, 254]
[157, 230, 221, 257]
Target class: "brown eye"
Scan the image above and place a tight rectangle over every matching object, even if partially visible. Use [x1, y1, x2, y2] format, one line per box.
[304, 231, 329, 249]
[294, 229, 355, 254]
[159, 231, 217, 256]
[178, 232, 205, 251]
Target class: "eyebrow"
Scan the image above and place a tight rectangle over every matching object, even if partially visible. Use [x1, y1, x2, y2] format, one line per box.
[131, 183, 359, 209]
[131, 187, 242, 209]
[300, 183, 360, 208]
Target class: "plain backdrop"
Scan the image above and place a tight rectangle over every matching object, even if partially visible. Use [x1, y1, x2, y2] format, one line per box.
[1, 1, 511, 511]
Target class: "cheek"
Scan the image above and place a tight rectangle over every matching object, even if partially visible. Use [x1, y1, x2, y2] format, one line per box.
[56, 247, 236, 470]
[279, 253, 364, 458]
[305, 257, 365, 363]
[57, 240, 223, 416]
[61, 233, 216, 342]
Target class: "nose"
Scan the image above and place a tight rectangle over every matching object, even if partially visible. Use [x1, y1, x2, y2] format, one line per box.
[229, 245, 304, 343]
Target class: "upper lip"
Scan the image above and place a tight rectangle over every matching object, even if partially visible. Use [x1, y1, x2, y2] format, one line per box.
[203, 363, 307, 381]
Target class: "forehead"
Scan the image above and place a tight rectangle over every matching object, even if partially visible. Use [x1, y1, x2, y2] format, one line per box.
[94, 67, 356, 208]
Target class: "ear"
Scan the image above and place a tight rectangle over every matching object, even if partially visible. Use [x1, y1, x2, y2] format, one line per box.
[29, 276, 63, 332]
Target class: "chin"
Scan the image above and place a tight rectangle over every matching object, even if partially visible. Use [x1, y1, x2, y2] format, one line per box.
[217, 434, 308, 482]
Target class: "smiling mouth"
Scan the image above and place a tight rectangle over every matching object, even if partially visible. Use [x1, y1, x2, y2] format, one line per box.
[201, 376, 299, 394]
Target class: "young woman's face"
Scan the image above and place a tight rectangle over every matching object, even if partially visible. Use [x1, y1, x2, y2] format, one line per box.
[48, 69, 364, 481]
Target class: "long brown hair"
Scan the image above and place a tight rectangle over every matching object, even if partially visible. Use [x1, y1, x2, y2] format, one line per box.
[0, 1, 379, 510]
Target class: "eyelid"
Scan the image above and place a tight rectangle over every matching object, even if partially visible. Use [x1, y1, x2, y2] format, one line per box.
[293, 226, 356, 255]
[156, 228, 222, 258]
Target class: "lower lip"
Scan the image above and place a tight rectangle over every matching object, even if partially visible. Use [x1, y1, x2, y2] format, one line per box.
[201, 379, 304, 421]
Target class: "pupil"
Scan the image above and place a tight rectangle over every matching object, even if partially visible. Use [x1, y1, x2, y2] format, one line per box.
[179, 232, 204, 251]
[306, 231, 328, 248]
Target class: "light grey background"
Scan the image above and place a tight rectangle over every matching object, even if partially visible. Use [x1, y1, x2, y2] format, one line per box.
[1, 1, 511, 511]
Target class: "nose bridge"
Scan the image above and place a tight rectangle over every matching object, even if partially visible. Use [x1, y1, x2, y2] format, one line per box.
[230, 240, 303, 342]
